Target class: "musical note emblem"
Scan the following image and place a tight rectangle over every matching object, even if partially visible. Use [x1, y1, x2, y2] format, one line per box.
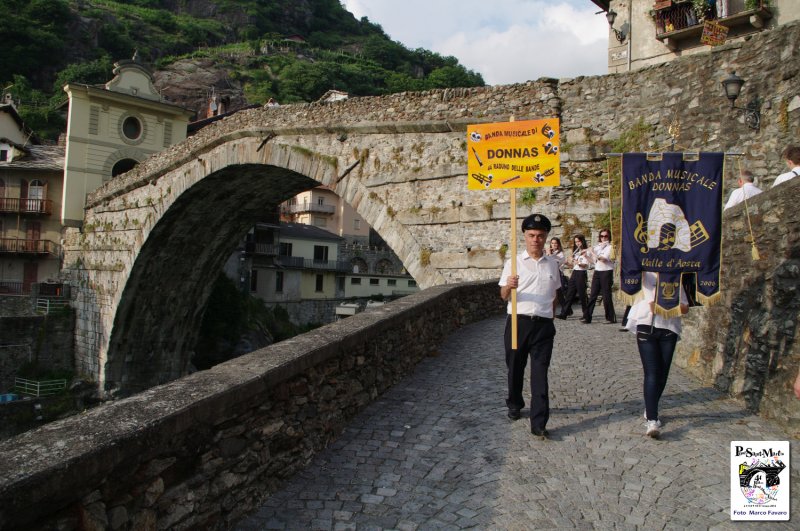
[660, 281, 677, 300]
[658, 223, 676, 250]
[634, 201, 710, 253]
[689, 221, 710, 248]
[634, 212, 649, 253]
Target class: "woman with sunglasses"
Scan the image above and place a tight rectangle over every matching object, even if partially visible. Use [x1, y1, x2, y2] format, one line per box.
[584, 228, 617, 324]
[557, 234, 591, 320]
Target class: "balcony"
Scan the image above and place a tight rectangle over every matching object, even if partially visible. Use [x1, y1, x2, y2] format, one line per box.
[276, 256, 351, 272]
[0, 238, 60, 256]
[653, 1, 772, 51]
[245, 242, 280, 256]
[0, 198, 54, 215]
[282, 202, 336, 215]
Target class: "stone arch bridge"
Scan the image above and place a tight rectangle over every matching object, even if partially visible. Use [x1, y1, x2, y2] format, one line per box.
[63, 22, 800, 394]
[64, 83, 566, 395]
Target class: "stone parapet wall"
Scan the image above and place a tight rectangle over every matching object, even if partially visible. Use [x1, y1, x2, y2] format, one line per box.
[0, 280, 504, 530]
[676, 178, 800, 435]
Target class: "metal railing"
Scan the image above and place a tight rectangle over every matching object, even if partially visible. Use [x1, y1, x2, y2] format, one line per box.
[36, 298, 70, 315]
[14, 377, 67, 397]
[282, 202, 336, 215]
[0, 197, 53, 215]
[0, 280, 24, 294]
[0, 238, 60, 255]
[276, 256, 351, 272]
[251, 243, 279, 256]
[654, 0, 769, 36]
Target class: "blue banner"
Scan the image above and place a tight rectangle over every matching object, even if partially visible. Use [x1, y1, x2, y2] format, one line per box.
[621, 152, 724, 315]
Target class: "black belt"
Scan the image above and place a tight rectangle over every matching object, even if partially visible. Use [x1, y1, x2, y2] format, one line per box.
[516, 314, 553, 322]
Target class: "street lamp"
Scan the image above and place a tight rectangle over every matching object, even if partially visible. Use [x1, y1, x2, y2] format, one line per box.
[721, 72, 761, 131]
[606, 10, 627, 44]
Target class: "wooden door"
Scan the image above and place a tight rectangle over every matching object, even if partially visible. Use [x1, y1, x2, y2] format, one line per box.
[23, 262, 38, 293]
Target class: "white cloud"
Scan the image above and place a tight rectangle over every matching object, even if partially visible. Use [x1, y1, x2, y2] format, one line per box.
[341, 0, 608, 85]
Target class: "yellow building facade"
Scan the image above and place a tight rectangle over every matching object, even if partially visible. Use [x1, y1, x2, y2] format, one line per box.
[62, 54, 193, 226]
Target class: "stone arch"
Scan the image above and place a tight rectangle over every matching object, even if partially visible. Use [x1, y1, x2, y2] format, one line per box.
[351, 257, 368, 274]
[375, 258, 394, 274]
[104, 164, 319, 394]
[75, 133, 446, 395]
[101, 148, 145, 182]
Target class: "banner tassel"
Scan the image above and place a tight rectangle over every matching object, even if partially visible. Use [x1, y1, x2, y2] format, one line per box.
[738, 157, 760, 261]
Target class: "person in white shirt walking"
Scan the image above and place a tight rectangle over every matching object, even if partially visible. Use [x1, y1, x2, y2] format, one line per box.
[584, 229, 617, 324]
[772, 145, 800, 188]
[625, 271, 690, 438]
[724, 170, 762, 210]
[556, 234, 591, 321]
[499, 214, 561, 439]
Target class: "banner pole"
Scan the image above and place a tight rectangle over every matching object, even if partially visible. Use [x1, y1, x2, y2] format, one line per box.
[509, 116, 518, 350]
[510, 189, 518, 350]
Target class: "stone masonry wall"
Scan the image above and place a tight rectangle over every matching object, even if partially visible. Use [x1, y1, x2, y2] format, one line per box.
[0, 312, 75, 393]
[675, 178, 800, 436]
[0, 280, 504, 530]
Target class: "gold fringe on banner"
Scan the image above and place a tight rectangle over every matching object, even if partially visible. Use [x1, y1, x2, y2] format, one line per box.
[619, 290, 643, 308]
[696, 291, 723, 307]
[652, 303, 684, 319]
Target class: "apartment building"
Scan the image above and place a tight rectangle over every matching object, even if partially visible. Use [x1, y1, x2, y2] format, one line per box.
[0, 103, 64, 294]
[593, 1, 799, 73]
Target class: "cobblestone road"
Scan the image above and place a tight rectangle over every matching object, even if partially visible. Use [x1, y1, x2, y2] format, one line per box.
[237, 315, 798, 530]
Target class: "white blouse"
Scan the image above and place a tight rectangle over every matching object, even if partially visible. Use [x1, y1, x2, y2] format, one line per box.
[625, 272, 688, 336]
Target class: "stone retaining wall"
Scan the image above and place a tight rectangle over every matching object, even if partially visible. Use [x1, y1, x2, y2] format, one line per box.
[0, 280, 504, 530]
[676, 177, 800, 436]
[0, 312, 75, 393]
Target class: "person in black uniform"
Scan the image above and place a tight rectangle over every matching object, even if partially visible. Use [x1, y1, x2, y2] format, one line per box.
[499, 214, 562, 439]
[557, 234, 591, 320]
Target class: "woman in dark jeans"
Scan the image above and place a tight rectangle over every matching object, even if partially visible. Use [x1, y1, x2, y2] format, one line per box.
[557, 234, 591, 320]
[625, 271, 689, 438]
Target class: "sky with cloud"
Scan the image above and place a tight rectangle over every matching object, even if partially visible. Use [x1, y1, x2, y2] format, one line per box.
[342, 0, 610, 86]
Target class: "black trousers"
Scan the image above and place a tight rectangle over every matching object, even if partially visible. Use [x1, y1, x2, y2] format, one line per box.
[559, 269, 588, 318]
[585, 269, 616, 323]
[504, 316, 556, 432]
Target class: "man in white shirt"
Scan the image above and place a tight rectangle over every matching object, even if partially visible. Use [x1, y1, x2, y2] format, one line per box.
[772, 145, 800, 188]
[499, 213, 561, 438]
[724, 170, 762, 210]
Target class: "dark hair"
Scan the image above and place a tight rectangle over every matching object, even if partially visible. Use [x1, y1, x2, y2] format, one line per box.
[572, 234, 587, 251]
[740, 170, 755, 183]
[549, 237, 563, 252]
[782, 145, 800, 165]
[598, 228, 612, 241]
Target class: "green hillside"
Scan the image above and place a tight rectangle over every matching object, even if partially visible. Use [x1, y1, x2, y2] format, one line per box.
[1, 0, 484, 140]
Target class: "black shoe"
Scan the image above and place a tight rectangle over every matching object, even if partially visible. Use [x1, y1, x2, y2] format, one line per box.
[531, 428, 549, 439]
[556, 314, 567, 320]
[604, 320, 617, 324]
[618, 327, 628, 332]
[507, 409, 521, 420]
[566, 309, 573, 317]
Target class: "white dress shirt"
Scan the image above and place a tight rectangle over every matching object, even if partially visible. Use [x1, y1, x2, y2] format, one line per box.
[773, 166, 800, 188]
[724, 182, 763, 210]
[625, 272, 689, 336]
[590, 242, 615, 272]
[499, 251, 561, 318]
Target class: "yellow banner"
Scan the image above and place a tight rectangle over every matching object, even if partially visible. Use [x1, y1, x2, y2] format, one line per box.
[467, 119, 560, 190]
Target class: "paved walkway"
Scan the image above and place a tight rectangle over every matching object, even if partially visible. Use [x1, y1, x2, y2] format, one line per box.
[237, 315, 798, 530]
